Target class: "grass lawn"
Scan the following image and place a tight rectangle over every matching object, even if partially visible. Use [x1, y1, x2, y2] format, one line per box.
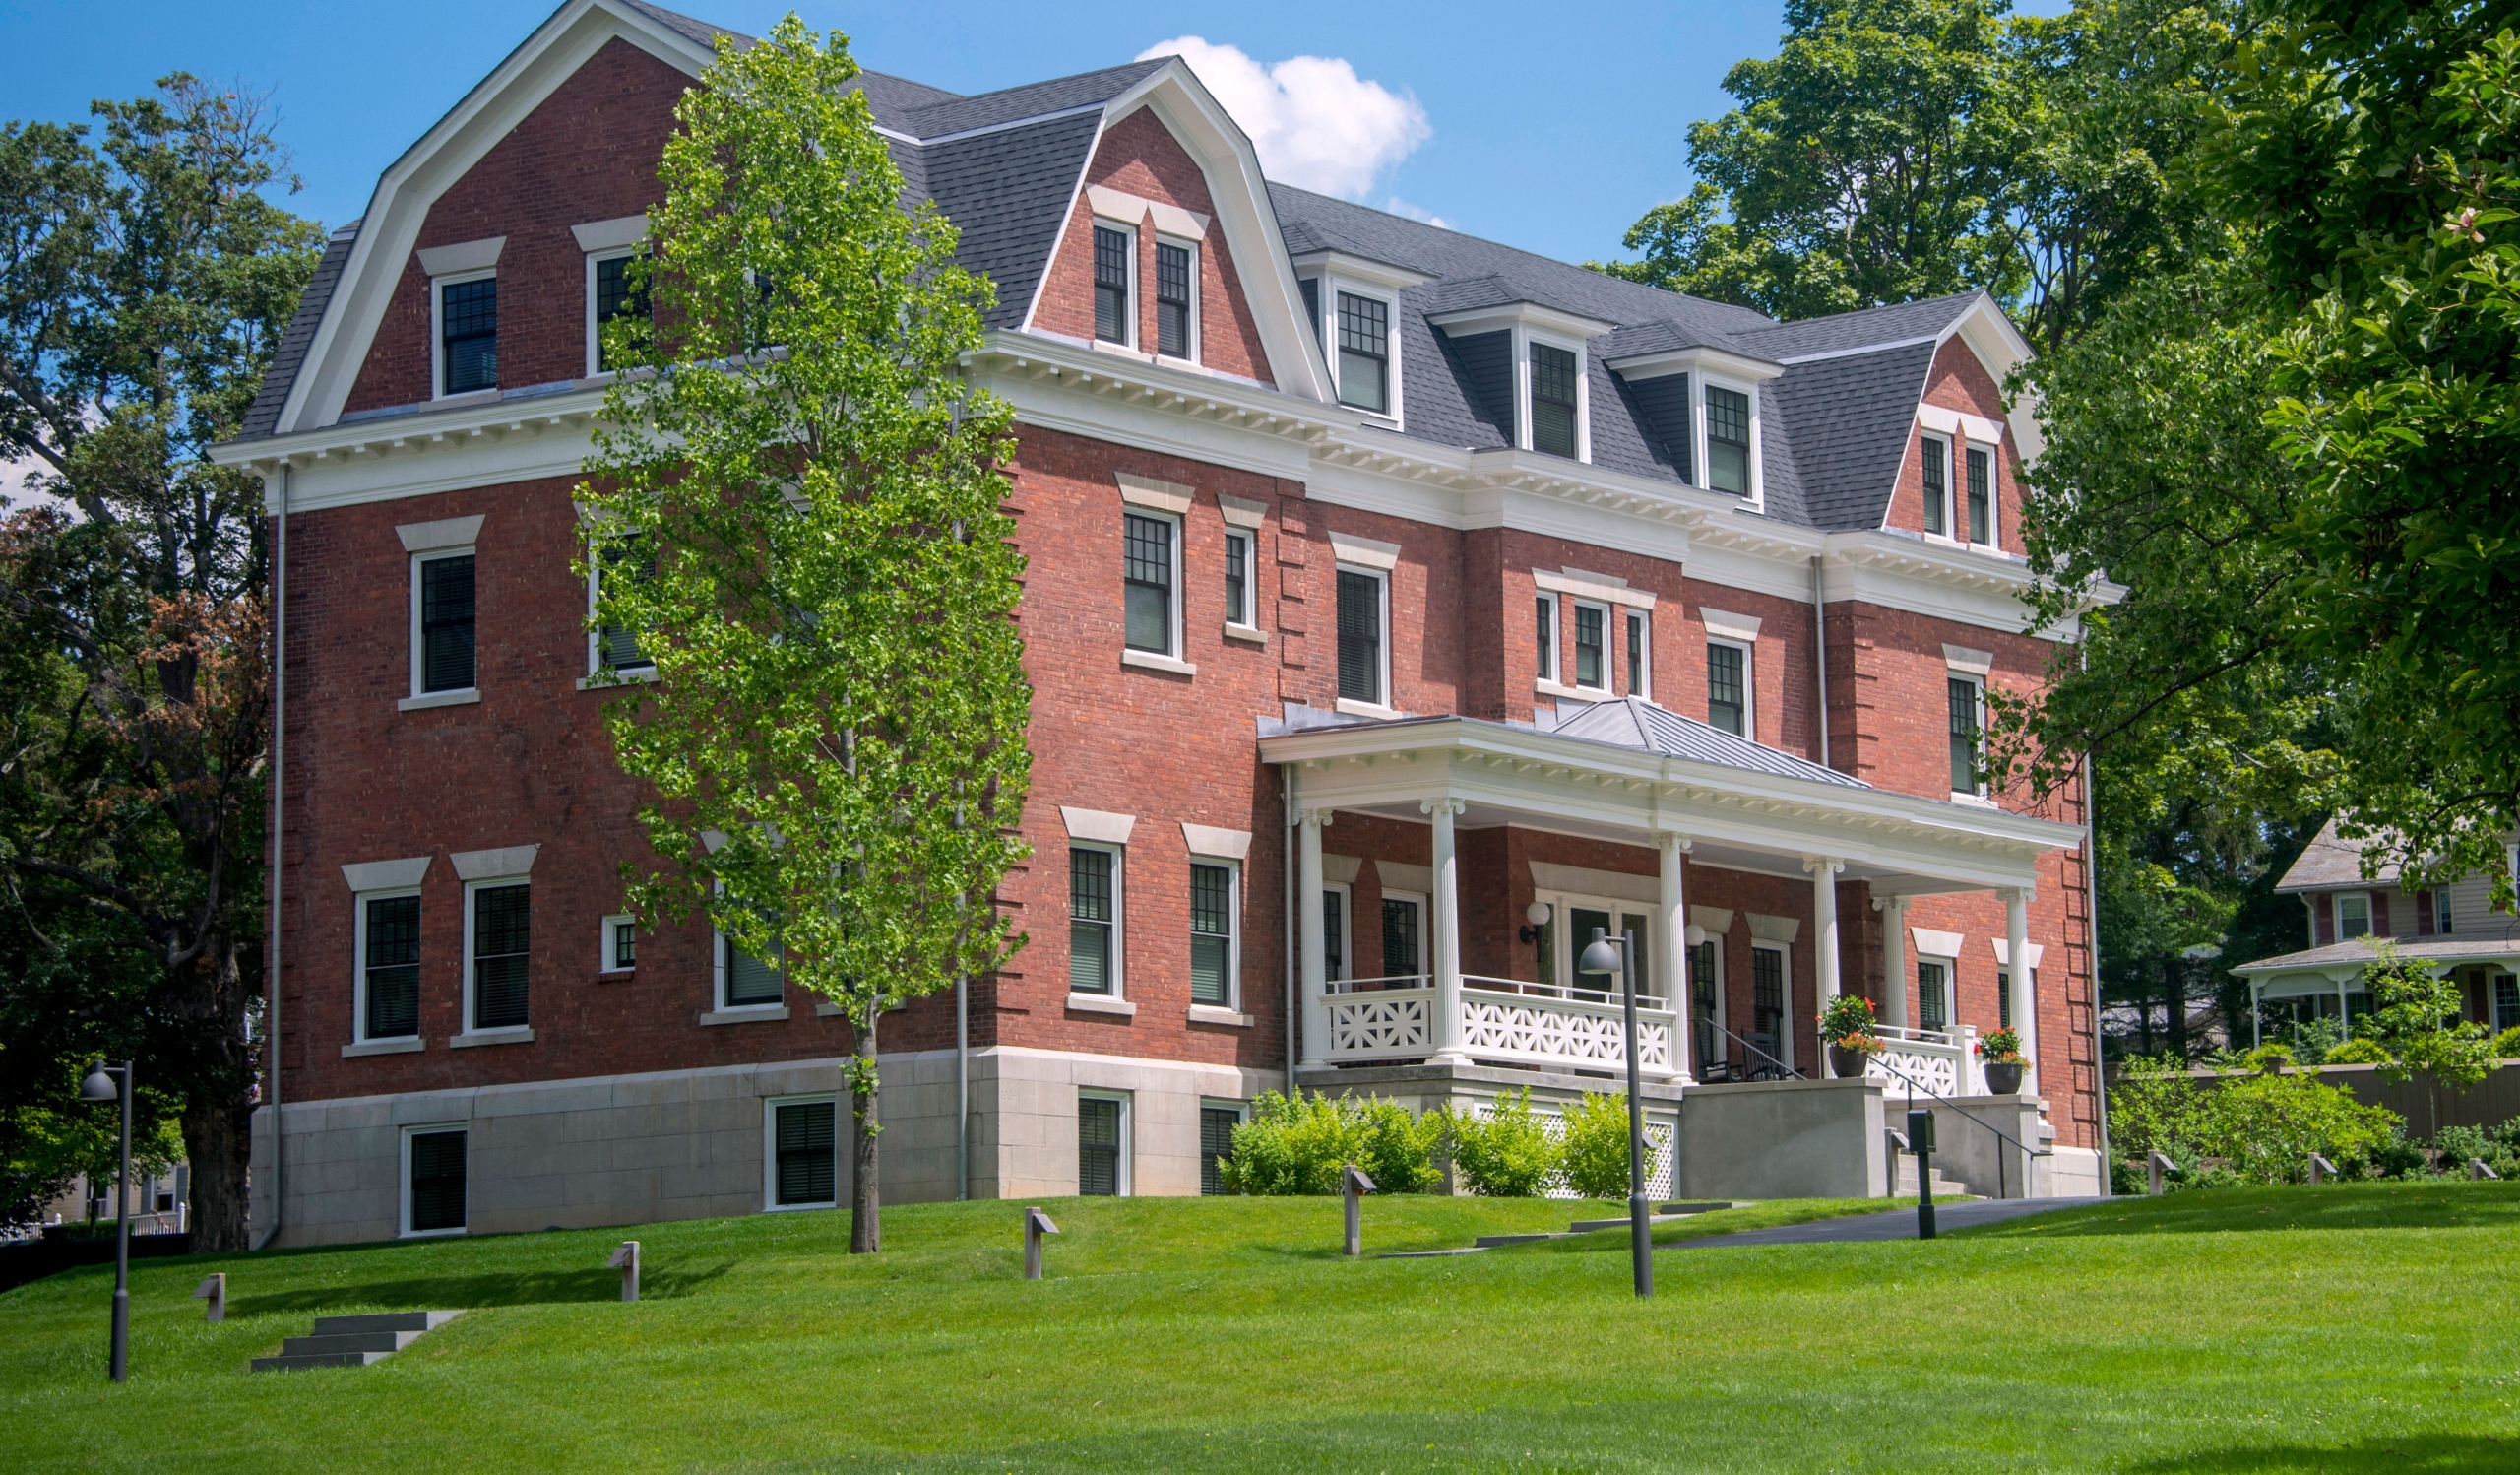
[6, 1184, 2519, 1473]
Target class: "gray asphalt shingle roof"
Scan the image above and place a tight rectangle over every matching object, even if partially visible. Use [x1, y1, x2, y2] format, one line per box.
[1552, 696, 1870, 789]
[240, 224, 357, 440]
[1732, 291, 1983, 361]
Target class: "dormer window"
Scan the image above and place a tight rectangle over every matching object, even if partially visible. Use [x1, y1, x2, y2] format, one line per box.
[1336, 292, 1390, 414]
[1156, 240, 1195, 359]
[1922, 434, 1950, 536]
[1706, 385, 1751, 495]
[1531, 344, 1579, 458]
[1967, 446, 1992, 544]
[438, 276, 497, 396]
[1094, 224, 1132, 345]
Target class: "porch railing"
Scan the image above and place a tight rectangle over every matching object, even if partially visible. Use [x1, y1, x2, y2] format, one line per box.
[1322, 975, 1675, 1074]
[1863, 1024, 1985, 1100]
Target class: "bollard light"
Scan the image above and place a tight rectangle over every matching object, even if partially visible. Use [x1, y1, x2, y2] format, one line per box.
[1908, 1108, 1938, 1240]
[1341, 1162, 1377, 1257]
[607, 1241, 641, 1302]
[1023, 1206, 1060, 1280]
[193, 1274, 225, 1323]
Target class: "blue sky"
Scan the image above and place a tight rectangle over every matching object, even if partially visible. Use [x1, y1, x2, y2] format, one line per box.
[0, 0, 2067, 268]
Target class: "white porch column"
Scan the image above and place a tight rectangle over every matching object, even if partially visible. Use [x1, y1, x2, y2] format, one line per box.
[1807, 856, 1845, 1072]
[1876, 893, 1909, 1030]
[1424, 797, 1469, 1064]
[2003, 885, 2035, 1091]
[1657, 831, 1692, 1083]
[1298, 807, 1330, 1069]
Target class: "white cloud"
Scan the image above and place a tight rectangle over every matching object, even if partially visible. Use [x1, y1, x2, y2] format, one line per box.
[1137, 37, 1430, 201]
[1380, 197, 1451, 230]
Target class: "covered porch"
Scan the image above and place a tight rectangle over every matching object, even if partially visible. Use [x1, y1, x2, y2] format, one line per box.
[1260, 698, 2086, 1106]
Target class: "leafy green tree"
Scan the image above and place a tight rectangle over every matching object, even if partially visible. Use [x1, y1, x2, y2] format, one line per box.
[0, 78, 321, 1250]
[2361, 945, 2494, 1140]
[578, 20, 1031, 1253]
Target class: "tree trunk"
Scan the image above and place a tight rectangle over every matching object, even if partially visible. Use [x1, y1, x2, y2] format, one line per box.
[183, 1093, 255, 1251]
[178, 931, 261, 1252]
[850, 1009, 880, 1254]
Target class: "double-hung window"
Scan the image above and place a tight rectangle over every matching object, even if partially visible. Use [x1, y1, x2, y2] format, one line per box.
[467, 880, 531, 1032]
[589, 539, 654, 675]
[1078, 1093, 1127, 1195]
[414, 550, 476, 695]
[1573, 602, 1608, 691]
[2335, 892, 2373, 941]
[1626, 609, 1651, 698]
[1094, 224, 1132, 345]
[1535, 593, 1558, 682]
[1381, 894, 1423, 980]
[1705, 385, 1751, 495]
[1189, 861, 1237, 1006]
[358, 892, 422, 1041]
[718, 915, 782, 1009]
[1967, 446, 1992, 545]
[1224, 530, 1252, 628]
[1688, 936, 1722, 1071]
[1531, 343, 1579, 458]
[1948, 675, 1985, 797]
[588, 251, 647, 373]
[1922, 434, 1950, 537]
[1155, 239, 1195, 359]
[770, 1097, 837, 1208]
[2495, 974, 2520, 1032]
[1917, 960, 1952, 1032]
[1751, 944, 1789, 1060]
[1336, 292, 1390, 415]
[437, 274, 497, 396]
[1336, 567, 1386, 706]
[1069, 847, 1119, 995]
[1321, 885, 1348, 983]
[1708, 641, 1748, 737]
[1123, 512, 1175, 656]
[1200, 1104, 1243, 1195]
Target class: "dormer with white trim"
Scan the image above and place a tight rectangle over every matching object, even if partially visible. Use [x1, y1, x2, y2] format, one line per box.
[1597, 334, 1785, 506]
[1426, 295, 1617, 465]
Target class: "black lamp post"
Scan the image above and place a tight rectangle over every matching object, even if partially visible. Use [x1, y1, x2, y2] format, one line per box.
[1577, 928, 1651, 1299]
[79, 1060, 133, 1383]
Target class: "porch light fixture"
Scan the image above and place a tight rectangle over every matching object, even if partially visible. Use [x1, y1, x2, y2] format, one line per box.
[1683, 924, 1707, 949]
[1518, 901, 1551, 946]
[1576, 930, 1652, 1299]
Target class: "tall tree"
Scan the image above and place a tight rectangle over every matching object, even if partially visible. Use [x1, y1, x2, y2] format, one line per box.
[579, 20, 1032, 1253]
[0, 78, 321, 1249]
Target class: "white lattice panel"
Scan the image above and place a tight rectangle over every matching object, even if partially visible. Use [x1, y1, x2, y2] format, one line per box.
[1470, 1103, 1675, 1200]
[1867, 1041, 1962, 1100]
[1328, 991, 1431, 1059]
[1460, 995, 1671, 1072]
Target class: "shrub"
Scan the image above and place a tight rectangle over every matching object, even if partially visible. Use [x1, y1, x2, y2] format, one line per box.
[1224, 1091, 1438, 1195]
[1449, 1088, 1561, 1197]
[2493, 1026, 2520, 1059]
[2371, 1130, 2430, 1179]
[2107, 1053, 2211, 1163]
[2284, 1014, 2347, 1066]
[2208, 1068, 2400, 1183]
[2324, 1036, 2391, 1065]
[1558, 1093, 1640, 1200]
[2109, 1155, 2149, 1196]
[2170, 1163, 2247, 1192]
[2434, 1123, 2490, 1167]
[2241, 1042, 2296, 1073]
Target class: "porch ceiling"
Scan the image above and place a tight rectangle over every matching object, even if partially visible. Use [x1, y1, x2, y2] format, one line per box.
[1262, 713, 2082, 893]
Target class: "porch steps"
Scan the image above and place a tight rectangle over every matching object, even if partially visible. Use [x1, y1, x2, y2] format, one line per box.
[250, 1311, 463, 1373]
[1895, 1153, 1971, 1200]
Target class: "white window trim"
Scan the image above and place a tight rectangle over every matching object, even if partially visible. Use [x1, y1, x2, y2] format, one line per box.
[586, 536, 657, 679]
[1694, 371, 1764, 508]
[762, 1093, 841, 1212]
[1189, 854, 1242, 1012]
[1626, 608, 1652, 700]
[1374, 888, 1429, 983]
[1688, 929, 1727, 1060]
[598, 913, 635, 976]
[1538, 891, 1659, 994]
[1962, 438, 1998, 547]
[1915, 952, 1959, 1035]
[457, 874, 532, 1043]
[1708, 636, 1756, 739]
[1333, 562, 1392, 714]
[2335, 890, 2374, 941]
[1153, 233, 1200, 365]
[1122, 506, 1186, 664]
[429, 267, 495, 401]
[1570, 598, 1613, 692]
[1519, 326, 1592, 464]
[1919, 429, 1956, 541]
[583, 247, 634, 379]
[1750, 939, 1795, 1072]
[408, 546, 478, 705]
[1323, 880, 1353, 984]
[1535, 590, 1559, 684]
[1069, 840, 1126, 1003]
[1222, 528, 1255, 631]
[1092, 218, 1138, 351]
[1326, 279, 1403, 427]
[1076, 1088, 1133, 1197]
[1949, 673, 1989, 802]
[400, 1123, 468, 1239]
[352, 887, 423, 1045]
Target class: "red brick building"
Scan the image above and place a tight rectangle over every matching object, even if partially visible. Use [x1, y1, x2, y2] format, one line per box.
[217, 0, 2105, 1246]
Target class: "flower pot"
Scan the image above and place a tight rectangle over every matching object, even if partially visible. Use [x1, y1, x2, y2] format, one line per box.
[1984, 1060, 2025, 1095]
[1828, 1044, 1874, 1080]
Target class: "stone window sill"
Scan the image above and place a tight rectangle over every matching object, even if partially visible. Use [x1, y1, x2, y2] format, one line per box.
[399, 688, 480, 712]
[343, 1038, 423, 1058]
[1536, 678, 1607, 703]
[1188, 1004, 1252, 1027]
[815, 999, 846, 1017]
[1223, 623, 1268, 647]
[1949, 792, 1998, 809]
[1066, 993, 1137, 1017]
[699, 1004, 789, 1025]
[1121, 648, 1197, 677]
[1335, 697, 1402, 721]
[576, 668, 658, 690]
[597, 968, 635, 983]
[450, 1026, 535, 1048]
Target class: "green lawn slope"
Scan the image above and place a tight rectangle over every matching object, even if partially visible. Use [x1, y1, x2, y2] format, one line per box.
[5, 1185, 2516, 1473]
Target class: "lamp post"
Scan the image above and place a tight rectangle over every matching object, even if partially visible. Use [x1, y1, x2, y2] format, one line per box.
[1578, 928, 1651, 1299]
[78, 1060, 133, 1383]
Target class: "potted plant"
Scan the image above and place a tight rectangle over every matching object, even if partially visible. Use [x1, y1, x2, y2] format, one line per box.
[1819, 994, 1886, 1080]
[1978, 1028, 2027, 1094]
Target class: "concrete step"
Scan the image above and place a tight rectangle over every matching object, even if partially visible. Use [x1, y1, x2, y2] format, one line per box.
[1567, 1212, 1711, 1234]
[281, 1330, 426, 1357]
[309, 1311, 463, 1337]
[1473, 1232, 1569, 1248]
[250, 1351, 396, 1372]
[1658, 1201, 1740, 1216]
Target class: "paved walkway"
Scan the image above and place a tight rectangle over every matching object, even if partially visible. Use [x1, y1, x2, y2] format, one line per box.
[1665, 1196, 2109, 1250]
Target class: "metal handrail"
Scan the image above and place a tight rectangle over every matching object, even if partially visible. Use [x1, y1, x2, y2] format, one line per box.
[1704, 1020, 1805, 1081]
[1864, 1052, 2051, 1200]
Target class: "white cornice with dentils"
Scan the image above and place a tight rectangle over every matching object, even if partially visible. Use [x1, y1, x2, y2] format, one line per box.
[272, 0, 718, 441]
[214, 386, 610, 513]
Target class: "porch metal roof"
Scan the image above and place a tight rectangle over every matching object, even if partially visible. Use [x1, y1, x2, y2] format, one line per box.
[1549, 696, 1869, 790]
